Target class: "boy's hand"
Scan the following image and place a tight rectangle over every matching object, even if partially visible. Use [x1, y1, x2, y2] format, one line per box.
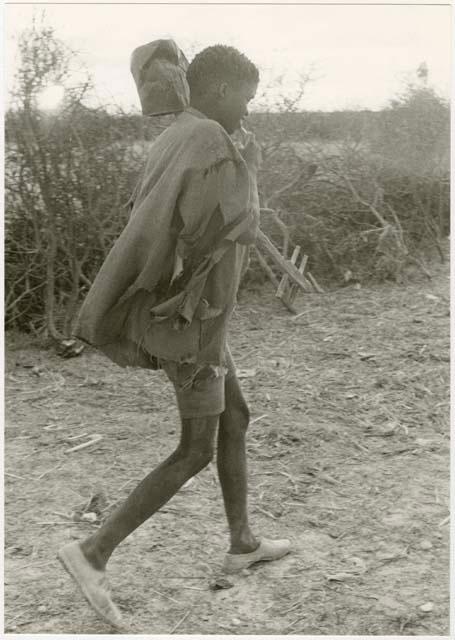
[236, 129, 262, 172]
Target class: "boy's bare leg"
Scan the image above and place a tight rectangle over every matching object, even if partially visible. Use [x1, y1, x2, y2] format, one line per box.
[217, 373, 259, 554]
[77, 414, 219, 571]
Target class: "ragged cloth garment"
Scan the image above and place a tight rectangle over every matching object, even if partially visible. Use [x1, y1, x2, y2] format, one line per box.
[74, 107, 260, 371]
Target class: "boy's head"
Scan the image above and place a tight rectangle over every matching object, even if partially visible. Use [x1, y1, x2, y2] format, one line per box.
[186, 45, 259, 134]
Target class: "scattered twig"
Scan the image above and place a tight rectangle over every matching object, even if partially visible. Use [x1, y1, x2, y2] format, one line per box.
[406, 254, 432, 279]
[7, 618, 35, 629]
[36, 462, 64, 480]
[149, 586, 182, 605]
[250, 413, 268, 425]
[317, 503, 347, 511]
[65, 434, 103, 453]
[33, 521, 84, 526]
[284, 615, 306, 632]
[375, 545, 410, 568]
[317, 471, 340, 485]
[5, 472, 26, 480]
[155, 575, 206, 579]
[438, 515, 449, 527]
[52, 511, 72, 520]
[255, 506, 279, 520]
[19, 559, 54, 570]
[169, 609, 191, 634]
[115, 478, 136, 494]
[280, 600, 303, 616]
[277, 470, 299, 492]
[350, 439, 370, 453]
[399, 615, 414, 633]
[381, 447, 413, 457]
[292, 309, 310, 320]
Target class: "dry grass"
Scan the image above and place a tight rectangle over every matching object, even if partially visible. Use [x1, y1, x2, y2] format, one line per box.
[4, 257, 449, 635]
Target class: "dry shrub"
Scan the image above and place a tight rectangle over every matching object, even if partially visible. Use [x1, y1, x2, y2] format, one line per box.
[244, 83, 449, 288]
[5, 22, 160, 337]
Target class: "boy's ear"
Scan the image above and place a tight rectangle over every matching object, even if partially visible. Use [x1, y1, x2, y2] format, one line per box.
[217, 82, 228, 99]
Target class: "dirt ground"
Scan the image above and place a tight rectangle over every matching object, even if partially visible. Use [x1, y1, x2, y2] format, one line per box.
[4, 258, 450, 636]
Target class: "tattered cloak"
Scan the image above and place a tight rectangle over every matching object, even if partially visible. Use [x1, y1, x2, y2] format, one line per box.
[75, 108, 260, 370]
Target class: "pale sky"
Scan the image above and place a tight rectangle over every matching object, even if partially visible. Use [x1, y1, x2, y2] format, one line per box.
[5, 2, 452, 112]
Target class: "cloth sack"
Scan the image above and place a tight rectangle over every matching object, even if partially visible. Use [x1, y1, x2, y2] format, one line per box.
[130, 39, 190, 116]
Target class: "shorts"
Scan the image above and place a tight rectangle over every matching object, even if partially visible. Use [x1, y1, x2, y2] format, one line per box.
[161, 346, 236, 419]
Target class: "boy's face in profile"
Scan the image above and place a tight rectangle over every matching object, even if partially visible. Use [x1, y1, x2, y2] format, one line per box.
[215, 81, 258, 134]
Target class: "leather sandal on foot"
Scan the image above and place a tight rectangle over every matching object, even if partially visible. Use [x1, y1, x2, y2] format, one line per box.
[57, 541, 125, 631]
[222, 538, 292, 574]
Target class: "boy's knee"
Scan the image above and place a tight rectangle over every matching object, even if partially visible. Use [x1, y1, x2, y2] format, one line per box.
[224, 376, 250, 430]
[177, 414, 218, 471]
[173, 441, 214, 471]
[222, 400, 250, 433]
[193, 446, 215, 472]
[182, 441, 214, 473]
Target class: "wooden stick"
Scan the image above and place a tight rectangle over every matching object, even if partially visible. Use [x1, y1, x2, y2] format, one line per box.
[253, 247, 279, 287]
[280, 296, 298, 314]
[256, 230, 311, 292]
[288, 253, 309, 304]
[299, 254, 309, 274]
[277, 246, 300, 298]
[307, 272, 325, 293]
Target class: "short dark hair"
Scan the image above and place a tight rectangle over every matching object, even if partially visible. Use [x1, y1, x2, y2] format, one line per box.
[186, 45, 259, 97]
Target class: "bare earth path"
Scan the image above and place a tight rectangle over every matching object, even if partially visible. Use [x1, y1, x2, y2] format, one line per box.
[4, 261, 449, 635]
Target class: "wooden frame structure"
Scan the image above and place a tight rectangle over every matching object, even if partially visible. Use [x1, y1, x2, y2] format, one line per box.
[255, 213, 324, 313]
